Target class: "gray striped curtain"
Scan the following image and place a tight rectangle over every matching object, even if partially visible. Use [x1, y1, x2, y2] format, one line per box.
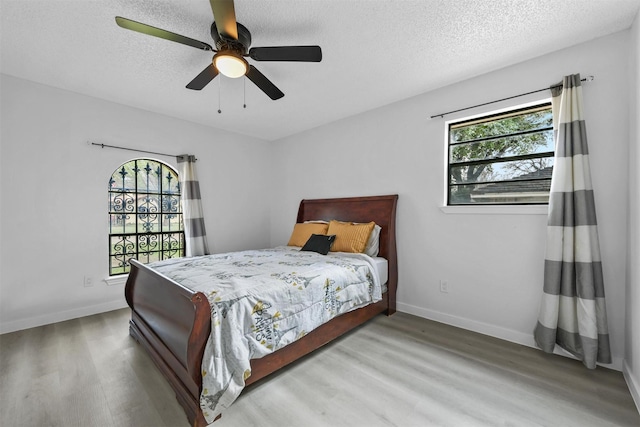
[533, 74, 611, 368]
[177, 155, 209, 257]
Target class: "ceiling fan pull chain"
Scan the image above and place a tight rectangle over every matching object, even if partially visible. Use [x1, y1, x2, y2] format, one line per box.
[243, 78, 247, 109]
[218, 78, 222, 114]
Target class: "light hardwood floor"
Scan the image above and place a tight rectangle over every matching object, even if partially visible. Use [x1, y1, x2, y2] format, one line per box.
[1, 308, 638, 427]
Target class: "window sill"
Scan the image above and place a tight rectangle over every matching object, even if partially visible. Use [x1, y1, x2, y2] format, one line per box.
[440, 205, 549, 215]
[104, 275, 128, 286]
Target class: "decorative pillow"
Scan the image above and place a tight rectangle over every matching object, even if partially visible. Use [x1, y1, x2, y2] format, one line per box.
[288, 222, 329, 247]
[307, 220, 380, 256]
[301, 234, 336, 255]
[327, 220, 375, 253]
[364, 224, 382, 257]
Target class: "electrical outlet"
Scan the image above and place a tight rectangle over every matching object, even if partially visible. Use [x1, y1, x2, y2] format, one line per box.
[439, 280, 449, 293]
[84, 276, 94, 287]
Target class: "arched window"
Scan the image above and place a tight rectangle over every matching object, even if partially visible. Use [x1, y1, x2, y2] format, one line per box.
[108, 158, 185, 276]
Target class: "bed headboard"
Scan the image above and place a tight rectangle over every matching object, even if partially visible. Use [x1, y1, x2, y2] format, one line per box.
[296, 194, 398, 313]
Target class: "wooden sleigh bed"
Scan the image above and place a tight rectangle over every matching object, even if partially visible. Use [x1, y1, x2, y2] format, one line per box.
[124, 194, 398, 426]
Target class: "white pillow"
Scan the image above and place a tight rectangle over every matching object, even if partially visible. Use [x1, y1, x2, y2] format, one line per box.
[364, 224, 381, 257]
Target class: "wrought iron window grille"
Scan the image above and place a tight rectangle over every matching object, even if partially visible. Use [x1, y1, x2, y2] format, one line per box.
[108, 159, 185, 275]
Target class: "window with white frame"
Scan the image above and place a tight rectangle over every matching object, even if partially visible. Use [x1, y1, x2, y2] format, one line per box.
[108, 158, 185, 275]
[447, 102, 554, 205]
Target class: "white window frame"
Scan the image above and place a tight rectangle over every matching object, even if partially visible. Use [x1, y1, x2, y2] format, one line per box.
[442, 99, 553, 214]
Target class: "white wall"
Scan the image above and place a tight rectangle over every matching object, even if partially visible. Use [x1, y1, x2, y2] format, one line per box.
[625, 11, 640, 410]
[270, 31, 631, 370]
[0, 75, 272, 333]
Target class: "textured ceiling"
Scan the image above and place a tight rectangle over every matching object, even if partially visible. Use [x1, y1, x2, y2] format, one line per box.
[1, 0, 639, 141]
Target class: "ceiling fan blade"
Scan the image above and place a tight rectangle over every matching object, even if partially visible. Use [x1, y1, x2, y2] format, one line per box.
[209, 0, 238, 40]
[115, 17, 213, 51]
[186, 64, 219, 90]
[249, 46, 322, 62]
[246, 66, 284, 100]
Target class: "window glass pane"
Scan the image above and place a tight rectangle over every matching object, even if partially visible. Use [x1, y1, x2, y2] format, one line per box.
[450, 107, 553, 143]
[137, 194, 160, 232]
[137, 193, 161, 213]
[162, 195, 180, 214]
[162, 214, 182, 232]
[449, 130, 554, 164]
[109, 214, 136, 234]
[450, 158, 554, 185]
[162, 168, 180, 194]
[110, 164, 136, 192]
[162, 233, 184, 258]
[136, 161, 160, 193]
[450, 179, 552, 204]
[175, 213, 184, 231]
[138, 233, 160, 254]
[110, 234, 136, 260]
[109, 191, 135, 213]
[137, 214, 160, 233]
[109, 257, 129, 276]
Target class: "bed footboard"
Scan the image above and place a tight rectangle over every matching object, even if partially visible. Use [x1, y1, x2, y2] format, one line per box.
[125, 259, 211, 426]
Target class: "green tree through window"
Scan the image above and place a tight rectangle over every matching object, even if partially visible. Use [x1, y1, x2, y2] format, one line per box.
[108, 159, 185, 275]
[448, 103, 553, 205]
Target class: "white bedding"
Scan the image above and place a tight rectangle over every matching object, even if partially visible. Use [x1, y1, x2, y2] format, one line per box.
[287, 245, 388, 285]
[370, 256, 388, 288]
[147, 246, 383, 423]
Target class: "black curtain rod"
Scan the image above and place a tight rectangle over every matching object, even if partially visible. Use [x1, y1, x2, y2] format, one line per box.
[89, 142, 179, 158]
[429, 75, 594, 119]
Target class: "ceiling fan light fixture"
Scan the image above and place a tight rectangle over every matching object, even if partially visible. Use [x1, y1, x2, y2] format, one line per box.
[213, 51, 248, 78]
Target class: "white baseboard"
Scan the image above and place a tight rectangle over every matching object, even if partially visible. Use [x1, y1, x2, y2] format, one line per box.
[0, 299, 129, 334]
[397, 302, 623, 371]
[623, 360, 640, 414]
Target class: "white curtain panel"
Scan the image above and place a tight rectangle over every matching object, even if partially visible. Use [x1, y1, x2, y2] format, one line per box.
[177, 155, 209, 257]
[533, 74, 611, 369]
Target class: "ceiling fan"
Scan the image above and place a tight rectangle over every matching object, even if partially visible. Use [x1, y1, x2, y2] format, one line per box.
[115, 0, 322, 100]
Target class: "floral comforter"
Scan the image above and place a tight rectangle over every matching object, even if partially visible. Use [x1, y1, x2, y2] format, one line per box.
[147, 246, 382, 423]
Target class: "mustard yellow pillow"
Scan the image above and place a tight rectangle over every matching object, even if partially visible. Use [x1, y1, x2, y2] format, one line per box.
[287, 223, 329, 247]
[327, 220, 375, 253]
